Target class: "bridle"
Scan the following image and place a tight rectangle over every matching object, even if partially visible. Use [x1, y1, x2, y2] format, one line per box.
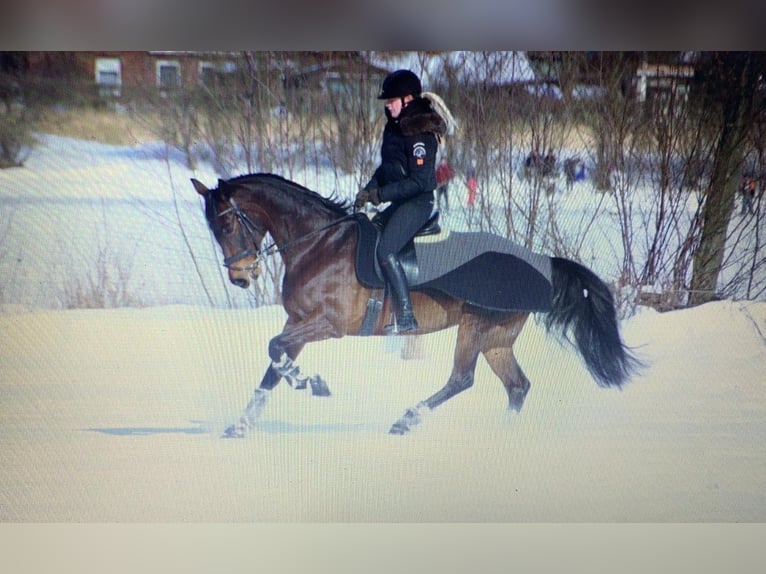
[217, 198, 271, 273]
[217, 196, 356, 274]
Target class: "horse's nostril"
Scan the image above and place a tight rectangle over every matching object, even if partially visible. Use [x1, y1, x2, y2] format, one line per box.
[232, 277, 250, 289]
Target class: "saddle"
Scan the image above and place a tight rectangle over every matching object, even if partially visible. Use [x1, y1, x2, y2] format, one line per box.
[360, 210, 442, 286]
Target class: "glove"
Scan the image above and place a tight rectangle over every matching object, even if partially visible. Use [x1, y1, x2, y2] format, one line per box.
[354, 187, 381, 210]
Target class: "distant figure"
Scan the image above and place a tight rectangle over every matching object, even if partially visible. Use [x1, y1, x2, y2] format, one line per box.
[525, 147, 540, 169]
[575, 162, 586, 181]
[435, 157, 454, 213]
[465, 167, 478, 222]
[564, 157, 578, 191]
[523, 147, 541, 180]
[740, 176, 756, 215]
[542, 150, 556, 177]
[465, 167, 478, 203]
[564, 157, 586, 191]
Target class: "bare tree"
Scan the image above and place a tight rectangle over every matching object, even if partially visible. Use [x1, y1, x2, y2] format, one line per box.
[0, 69, 35, 168]
[129, 51, 766, 313]
[57, 200, 143, 309]
[624, 62, 712, 310]
[689, 52, 766, 306]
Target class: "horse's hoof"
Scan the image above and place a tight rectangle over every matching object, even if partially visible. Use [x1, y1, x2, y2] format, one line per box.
[291, 378, 307, 390]
[389, 404, 426, 435]
[389, 422, 410, 435]
[310, 375, 331, 397]
[221, 424, 245, 439]
[508, 388, 527, 412]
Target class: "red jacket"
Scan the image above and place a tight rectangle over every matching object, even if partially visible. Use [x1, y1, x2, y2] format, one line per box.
[436, 161, 454, 185]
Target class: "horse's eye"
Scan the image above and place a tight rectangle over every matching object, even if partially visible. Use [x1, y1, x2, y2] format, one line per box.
[221, 219, 236, 236]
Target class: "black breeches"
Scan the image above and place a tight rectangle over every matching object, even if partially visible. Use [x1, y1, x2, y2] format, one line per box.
[376, 198, 433, 261]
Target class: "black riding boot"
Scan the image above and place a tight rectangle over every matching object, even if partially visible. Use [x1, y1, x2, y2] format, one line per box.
[380, 253, 419, 333]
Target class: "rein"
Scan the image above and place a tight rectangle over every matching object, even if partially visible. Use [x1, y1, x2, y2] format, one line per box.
[220, 197, 356, 270]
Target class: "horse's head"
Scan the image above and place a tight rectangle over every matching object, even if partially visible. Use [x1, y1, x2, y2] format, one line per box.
[192, 178, 264, 289]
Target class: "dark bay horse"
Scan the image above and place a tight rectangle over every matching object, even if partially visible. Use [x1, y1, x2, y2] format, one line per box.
[192, 173, 639, 437]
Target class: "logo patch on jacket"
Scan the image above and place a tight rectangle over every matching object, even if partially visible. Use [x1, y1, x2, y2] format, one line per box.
[413, 142, 426, 165]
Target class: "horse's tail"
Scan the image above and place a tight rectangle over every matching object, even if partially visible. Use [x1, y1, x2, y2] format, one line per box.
[543, 257, 640, 388]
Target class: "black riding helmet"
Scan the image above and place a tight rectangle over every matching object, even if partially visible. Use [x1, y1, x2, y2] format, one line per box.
[377, 69, 422, 100]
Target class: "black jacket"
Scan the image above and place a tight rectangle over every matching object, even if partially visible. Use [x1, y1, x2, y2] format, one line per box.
[365, 97, 447, 204]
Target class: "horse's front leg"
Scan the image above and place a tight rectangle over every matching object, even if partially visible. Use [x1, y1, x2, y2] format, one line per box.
[222, 363, 283, 438]
[222, 335, 311, 438]
[270, 352, 331, 397]
[267, 319, 335, 397]
[222, 318, 337, 438]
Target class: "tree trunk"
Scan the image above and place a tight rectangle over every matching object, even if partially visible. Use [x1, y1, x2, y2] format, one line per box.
[688, 141, 743, 305]
[688, 53, 760, 306]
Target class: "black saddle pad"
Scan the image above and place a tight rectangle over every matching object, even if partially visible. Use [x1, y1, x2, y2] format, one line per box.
[353, 214, 553, 312]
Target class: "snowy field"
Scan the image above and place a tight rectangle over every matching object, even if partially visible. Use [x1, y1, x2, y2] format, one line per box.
[1, 135, 765, 524]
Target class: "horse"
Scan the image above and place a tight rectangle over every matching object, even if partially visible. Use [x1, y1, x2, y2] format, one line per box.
[192, 173, 640, 437]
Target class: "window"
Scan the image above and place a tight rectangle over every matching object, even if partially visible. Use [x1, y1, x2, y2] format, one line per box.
[156, 60, 181, 89]
[198, 60, 236, 88]
[95, 57, 121, 97]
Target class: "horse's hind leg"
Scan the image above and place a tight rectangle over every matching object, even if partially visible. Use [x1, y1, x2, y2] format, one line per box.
[389, 312, 485, 435]
[483, 346, 531, 412]
[389, 311, 532, 435]
[481, 313, 531, 413]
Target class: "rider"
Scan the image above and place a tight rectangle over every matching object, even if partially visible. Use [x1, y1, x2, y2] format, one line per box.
[355, 69, 451, 333]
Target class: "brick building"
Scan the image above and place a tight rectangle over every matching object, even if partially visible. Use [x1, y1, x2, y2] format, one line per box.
[20, 51, 237, 97]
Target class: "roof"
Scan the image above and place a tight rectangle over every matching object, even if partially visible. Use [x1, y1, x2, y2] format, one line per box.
[365, 51, 537, 88]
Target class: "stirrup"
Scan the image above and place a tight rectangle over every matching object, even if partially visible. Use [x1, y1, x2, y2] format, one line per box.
[384, 312, 419, 334]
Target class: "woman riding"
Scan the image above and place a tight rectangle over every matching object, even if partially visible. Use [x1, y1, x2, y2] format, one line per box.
[355, 69, 456, 333]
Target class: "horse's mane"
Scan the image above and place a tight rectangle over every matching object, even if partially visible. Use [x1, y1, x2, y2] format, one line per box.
[226, 173, 351, 216]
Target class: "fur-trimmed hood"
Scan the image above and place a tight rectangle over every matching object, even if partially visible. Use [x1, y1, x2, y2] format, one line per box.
[398, 97, 447, 138]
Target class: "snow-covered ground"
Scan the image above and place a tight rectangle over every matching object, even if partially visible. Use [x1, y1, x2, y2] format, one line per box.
[1, 134, 765, 522]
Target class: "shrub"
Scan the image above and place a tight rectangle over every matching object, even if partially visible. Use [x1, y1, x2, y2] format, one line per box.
[0, 74, 35, 168]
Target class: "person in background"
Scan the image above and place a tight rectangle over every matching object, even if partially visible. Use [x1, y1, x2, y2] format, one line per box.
[542, 149, 556, 177]
[525, 147, 540, 170]
[564, 157, 578, 191]
[575, 160, 586, 182]
[354, 69, 457, 333]
[465, 166, 478, 224]
[523, 146, 540, 180]
[740, 175, 756, 215]
[435, 156, 454, 213]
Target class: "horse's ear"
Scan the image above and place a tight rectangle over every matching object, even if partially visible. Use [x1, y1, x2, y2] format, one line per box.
[191, 178, 209, 196]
